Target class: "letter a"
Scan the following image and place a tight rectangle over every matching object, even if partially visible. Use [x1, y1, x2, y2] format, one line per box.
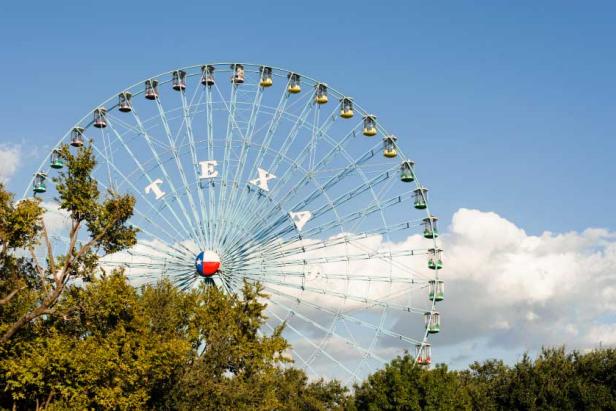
[145, 178, 165, 200]
[289, 211, 312, 231]
[250, 168, 276, 191]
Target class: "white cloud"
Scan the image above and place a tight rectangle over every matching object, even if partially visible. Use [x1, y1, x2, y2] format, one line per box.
[0, 144, 21, 183]
[434, 208, 616, 356]
[94, 207, 616, 376]
[42, 202, 71, 237]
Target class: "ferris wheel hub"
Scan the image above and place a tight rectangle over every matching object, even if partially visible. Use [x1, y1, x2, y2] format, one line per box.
[195, 250, 221, 277]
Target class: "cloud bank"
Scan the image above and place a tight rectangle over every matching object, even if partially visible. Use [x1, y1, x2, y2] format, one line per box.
[0, 144, 21, 183]
[435, 208, 616, 361]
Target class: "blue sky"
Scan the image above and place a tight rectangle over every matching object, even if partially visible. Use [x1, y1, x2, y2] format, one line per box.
[0, 1, 616, 233]
[1, 0, 615, 371]
[1, 0, 614, 234]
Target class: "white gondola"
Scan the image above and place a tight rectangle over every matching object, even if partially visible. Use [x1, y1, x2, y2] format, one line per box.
[423, 216, 438, 239]
[400, 160, 415, 182]
[231, 63, 245, 84]
[145, 79, 159, 100]
[287, 72, 301, 94]
[414, 187, 428, 210]
[427, 248, 443, 270]
[118, 91, 132, 112]
[50, 149, 63, 169]
[428, 279, 445, 301]
[340, 97, 354, 118]
[383, 135, 397, 158]
[363, 115, 377, 136]
[93, 107, 107, 128]
[415, 343, 432, 365]
[33, 172, 47, 193]
[259, 66, 273, 87]
[201, 65, 215, 86]
[424, 311, 440, 333]
[172, 70, 186, 91]
[70, 127, 85, 147]
[315, 83, 328, 104]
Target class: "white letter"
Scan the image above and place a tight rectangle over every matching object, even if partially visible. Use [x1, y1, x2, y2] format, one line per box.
[250, 168, 276, 191]
[145, 178, 165, 200]
[199, 160, 218, 179]
[289, 211, 312, 231]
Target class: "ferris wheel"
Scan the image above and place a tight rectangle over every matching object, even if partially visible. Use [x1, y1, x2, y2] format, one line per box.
[27, 63, 444, 382]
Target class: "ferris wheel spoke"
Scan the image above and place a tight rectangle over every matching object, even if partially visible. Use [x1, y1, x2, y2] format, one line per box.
[126, 238, 194, 260]
[305, 98, 342, 173]
[244, 248, 427, 268]
[250, 80, 292, 176]
[238, 273, 426, 314]
[213, 100, 327, 240]
[307, 128, 397, 250]
[104, 258, 191, 271]
[259, 123, 361, 213]
[270, 91, 315, 174]
[348, 172, 400, 235]
[91, 144, 195, 243]
[248, 225, 428, 280]
[229, 89, 315, 236]
[211, 79, 243, 249]
[223, 81, 264, 235]
[126, 242, 194, 267]
[246, 165, 399, 248]
[223, 218, 423, 271]
[154, 96, 206, 249]
[129, 108, 203, 245]
[233, 265, 422, 285]
[203, 84, 217, 244]
[238, 146, 380, 244]
[238, 281, 359, 380]
[179, 87, 211, 247]
[130, 206, 194, 248]
[231, 122, 360, 236]
[268, 284, 402, 378]
[225, 274, 353, 378]
[259, 319, 319, 376]
[174, 272, 199, 291]
[105, 113, 169, 151]
[98, 127, 116, 189]
[264, 285, 423, 347]
[265, 295, 388, 364]
[120, 245, 192, 265]
[214, 143, 306, 250]
[299, 192, 413, 238]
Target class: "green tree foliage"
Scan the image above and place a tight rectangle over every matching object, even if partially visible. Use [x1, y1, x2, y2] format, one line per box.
[0, 272, 347, 409]
[0, 144, 138, 343]
[352, 347, 616, 411]
[1, 273, 191, 409]
[352, 354, 471, 411]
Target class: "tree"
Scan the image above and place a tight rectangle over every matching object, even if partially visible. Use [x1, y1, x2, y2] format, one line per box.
[0, 272, 192, 409]
[1, 272, 350, 409]
[459, 359, 509, 410]
[352, 353, 471, 411]
[169, 281, 291, 409]
[0, 144, 138, 343]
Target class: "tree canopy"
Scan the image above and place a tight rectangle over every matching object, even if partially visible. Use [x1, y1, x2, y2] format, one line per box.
[1, 144, 614, 409]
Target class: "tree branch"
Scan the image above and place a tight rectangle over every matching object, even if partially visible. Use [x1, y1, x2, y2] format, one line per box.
[1, 211, 126, 343]
[41, 218, 56, 275]
[0, 286, 26, 305]
[28, 246, 49, 291]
